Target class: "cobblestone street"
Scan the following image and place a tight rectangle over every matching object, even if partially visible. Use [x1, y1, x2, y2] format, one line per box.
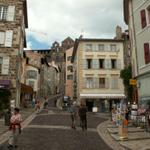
[1, 108, 112, 150]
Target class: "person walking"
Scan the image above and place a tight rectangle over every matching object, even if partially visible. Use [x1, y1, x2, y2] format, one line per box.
[69, 101, 78, 129]
[43, 97, 49, 113]
[8, 107, 22, 149]
[78, 103, 87, 131]
[35, 100, 41, 113]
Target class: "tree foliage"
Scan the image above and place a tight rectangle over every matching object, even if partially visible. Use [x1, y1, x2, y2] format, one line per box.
[120, 65, 133, 101]
[0, 89, 11, 113]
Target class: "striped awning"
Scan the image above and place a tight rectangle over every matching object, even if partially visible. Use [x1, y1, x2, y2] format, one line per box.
[80, 93, 126, 99]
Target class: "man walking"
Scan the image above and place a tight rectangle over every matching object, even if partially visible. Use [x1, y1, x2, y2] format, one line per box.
[78, 103, 87, 131]
[69, 101, 78, 129]
[8, 108, 22, 149]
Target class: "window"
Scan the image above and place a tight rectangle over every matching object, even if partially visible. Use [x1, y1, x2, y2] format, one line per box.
[0, 57, 2, 64]
[67, 56, 72, 61]
[29, 81, 34, 89]
[27, 70, 37, 79]
[85, 44, 92, 51]
[86, 78, 93, 88]
[99, 78, 105, 88]
[111, 59, 117, 69]
[67, 75, 73, 80]
[67, 65, 73, 72]
[0, 6, 8, 20]
[0, 31, 5, 45]
[98, 44, 104, 51]
[86, 59, 92, 69]
[0, 6, 15, 21]
[99, 59, 104, 69]
[110, 44, 117, 52]
[140, 9, 147, 29]
[144, 43, 150, 64]
[0, 30, 13, 47]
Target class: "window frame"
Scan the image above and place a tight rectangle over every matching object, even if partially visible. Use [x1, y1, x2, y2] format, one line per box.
[98, 44, 104, 51]
[99, 59, 104, 69]
[0, 6, 8, 21]
[86, 59, 92, 69]
[85, 44, 92, 52]
[99, 78, 105, 88]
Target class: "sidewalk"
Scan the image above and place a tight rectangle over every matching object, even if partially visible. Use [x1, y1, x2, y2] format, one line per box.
[0, 107, 36, 145]
[97, 119, 150, 150]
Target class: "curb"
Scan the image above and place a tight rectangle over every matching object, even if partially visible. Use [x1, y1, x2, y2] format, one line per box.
[97, 120, 126, 150]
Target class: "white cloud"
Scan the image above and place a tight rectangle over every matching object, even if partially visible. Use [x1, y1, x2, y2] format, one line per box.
[27, 0, 126, 47]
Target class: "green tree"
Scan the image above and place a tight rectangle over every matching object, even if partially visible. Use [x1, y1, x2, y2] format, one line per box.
[0, 89, 11, 113]
[120, 64, 133, 102]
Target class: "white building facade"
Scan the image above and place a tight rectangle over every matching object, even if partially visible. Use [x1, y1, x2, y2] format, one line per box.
[72, 38, 125, 112]
[124, 0, 150, 107]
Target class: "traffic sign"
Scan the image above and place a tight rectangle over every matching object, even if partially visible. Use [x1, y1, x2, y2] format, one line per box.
[129, 79, 137, 85]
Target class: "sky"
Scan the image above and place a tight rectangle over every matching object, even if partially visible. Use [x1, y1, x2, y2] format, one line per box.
[25, 0, 127, 50]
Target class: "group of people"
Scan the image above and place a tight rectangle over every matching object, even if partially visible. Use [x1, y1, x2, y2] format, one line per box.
[69, 101, 87, 131]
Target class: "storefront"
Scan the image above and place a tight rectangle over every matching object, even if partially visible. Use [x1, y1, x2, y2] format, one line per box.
[80, 93, 125, 112]
[21, 83, 33, 108]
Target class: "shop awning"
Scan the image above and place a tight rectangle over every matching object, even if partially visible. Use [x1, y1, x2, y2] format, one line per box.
[80, 93, 126, 99]
[0, 80, 11, 89]
[21, 83, 33, 94]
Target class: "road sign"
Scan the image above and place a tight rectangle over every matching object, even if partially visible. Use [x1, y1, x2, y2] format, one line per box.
[129, 79, 137, 85]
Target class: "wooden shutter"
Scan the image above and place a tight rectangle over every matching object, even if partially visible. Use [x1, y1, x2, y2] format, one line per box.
[108, 59, 111, 69]
[117, 59, 121, 69]
[92, 59, 98, 69]
[83, 59, 87, 69]
[144, 43, 150, 64]
[105, 59, 108, 69]
[0, 32, 5, 44]
[6, 6, 15, 21]
[5, 30, 13, 47]
[105, 78, 109, 89]
[140, 9, 147, 29]
[2, 57, 9, 75]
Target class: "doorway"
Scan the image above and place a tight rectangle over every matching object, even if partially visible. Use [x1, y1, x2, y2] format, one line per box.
[86, 101, 94, 112]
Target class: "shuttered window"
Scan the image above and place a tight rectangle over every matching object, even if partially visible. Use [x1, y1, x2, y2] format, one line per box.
[0, 6, 15, 21]
[144, 43, 150, 64]
[140, 9, 147, 29]
[86, 78, 93, 88]
[0, 32, 5, 45]
[0, 30, 13, 47]
[111, 78, 118, 89]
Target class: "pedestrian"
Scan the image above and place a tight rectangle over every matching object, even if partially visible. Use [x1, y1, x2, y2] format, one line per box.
[68, 101, 78, 129]
[32, 97, 36, 108]
[43, 97, 49, 113]
[8, 107, 22, 149]
[78, 102, 87, 131]
[35, 100, 41, 113]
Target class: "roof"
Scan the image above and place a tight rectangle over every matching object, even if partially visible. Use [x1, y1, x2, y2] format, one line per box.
[62, 37, 74, 43]
[23, 0, 28, 28]
[71, 38, 124, 63]
[123, 0, 129, 25]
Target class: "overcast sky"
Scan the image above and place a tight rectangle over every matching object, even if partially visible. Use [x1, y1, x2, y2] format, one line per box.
[26, 0, 126, 50]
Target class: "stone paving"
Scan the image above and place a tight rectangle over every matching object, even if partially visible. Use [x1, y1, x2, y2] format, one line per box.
[0, 109, 112, 150]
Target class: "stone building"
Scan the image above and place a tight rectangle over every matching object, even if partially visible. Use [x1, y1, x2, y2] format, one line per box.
[0, 0, 28, 107]
[71, 38, 125, 112]
[65, 47, 73, 99]
[124, 0, 150, 106]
